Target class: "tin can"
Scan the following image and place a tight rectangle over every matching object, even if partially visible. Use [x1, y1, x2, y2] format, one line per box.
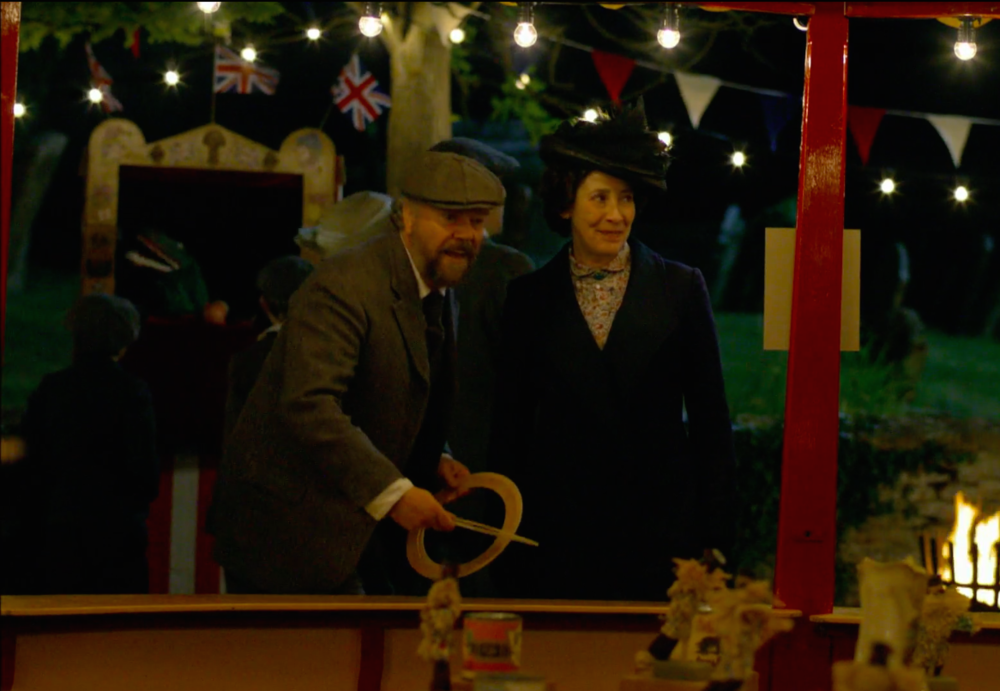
[462, 613, 523, 675]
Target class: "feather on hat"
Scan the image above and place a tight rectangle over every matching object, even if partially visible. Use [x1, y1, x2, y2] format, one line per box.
[539, 98, 670, 190]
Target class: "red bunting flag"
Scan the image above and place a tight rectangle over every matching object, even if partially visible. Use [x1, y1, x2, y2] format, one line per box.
[591, 50, 635, 105]
[847, 106, 886, 166]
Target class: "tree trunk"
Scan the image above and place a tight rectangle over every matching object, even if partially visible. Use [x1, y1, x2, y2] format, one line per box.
[384, 3, 452, 197]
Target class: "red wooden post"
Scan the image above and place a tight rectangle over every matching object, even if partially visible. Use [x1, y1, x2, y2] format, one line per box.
[0, 1, 20, 352]
[774, 1, 849, 618]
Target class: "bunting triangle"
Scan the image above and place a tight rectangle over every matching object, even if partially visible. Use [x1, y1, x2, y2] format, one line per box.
[927, 115, 973, 168]
[847, 106, 886, 166]
[591, 50, 636, 105]
[674, 72, 721, 129]
[760, 94, 797, 153]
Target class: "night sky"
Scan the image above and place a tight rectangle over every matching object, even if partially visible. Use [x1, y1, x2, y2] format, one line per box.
[10, 2, 1000, 333]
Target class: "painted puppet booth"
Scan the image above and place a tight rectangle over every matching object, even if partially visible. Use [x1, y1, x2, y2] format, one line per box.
[82, 119, 343, 593]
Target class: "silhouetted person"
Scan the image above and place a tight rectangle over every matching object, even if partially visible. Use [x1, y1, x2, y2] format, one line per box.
[223, 256, 315, 441]
[19, 294, 159, 594]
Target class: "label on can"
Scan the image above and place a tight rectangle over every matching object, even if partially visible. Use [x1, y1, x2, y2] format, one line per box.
[462, 613, 523, 674]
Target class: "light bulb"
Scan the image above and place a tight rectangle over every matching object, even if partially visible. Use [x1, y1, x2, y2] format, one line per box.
[359, 15, 383, 37]
[583, 108, 599, 123]
[954, 41, 977, 60]
[514, 22, 537, 48]
[514, 3, 537, 48]
[879, 178, 895, 194]
[954, 186, 969, 202]
[732, 151, 746, 167]
[241, 46, 257, 62]
[954, 18, 978, 60]
[13, 102, 26, 118]
[518, 72, 531, 86]
[658, 5, 680, 49]
[306, 27, 321, 41]
[449, 28, 465, 44]
[658, 131, 672, 146]
[88, 88, 104, 103]
[657, 29, 680, 49]
[197, 2, 221, 13]
[164, 70, 181, 86]
[359, 3, 383, 37]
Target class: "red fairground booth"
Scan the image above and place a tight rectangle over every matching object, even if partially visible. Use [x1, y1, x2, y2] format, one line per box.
[1, 3, 998, 691]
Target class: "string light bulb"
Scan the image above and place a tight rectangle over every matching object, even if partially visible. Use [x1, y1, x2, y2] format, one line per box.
[306, 27, 322, 41]
[88, 88, 104, 104]
[13, 102, 26, 118]
[514, 3, 538, 48]
[240, 45, 257, 62]
[954, 17, 978, 60]
[658, 131, 672, 147]
[583, 108, 599, 123]
[164, 70, 181, 86]
[657, 4, 681, 49]
[197, 2, 221, 13]
[518, 72, 531, 86]
[449, 27, 466, 44]
[954, 185, 970, 202]
[879, 178, 895, 194]
[359, 3, 383, 37]
[731, 151, 747, 167]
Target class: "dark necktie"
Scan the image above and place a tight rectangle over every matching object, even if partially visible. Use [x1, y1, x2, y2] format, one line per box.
[423, 292, 445, 363]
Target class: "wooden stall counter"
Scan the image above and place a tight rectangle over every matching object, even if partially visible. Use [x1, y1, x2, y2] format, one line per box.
[2, 595, 798, 691]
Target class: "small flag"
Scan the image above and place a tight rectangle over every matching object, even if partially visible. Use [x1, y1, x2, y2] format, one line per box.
[85, 42, 124, 113]
[332, 54, 391, 132]
[213, 45, 280, 95]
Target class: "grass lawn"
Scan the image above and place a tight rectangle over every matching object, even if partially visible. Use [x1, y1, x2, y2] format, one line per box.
[2, 270, 998, 422]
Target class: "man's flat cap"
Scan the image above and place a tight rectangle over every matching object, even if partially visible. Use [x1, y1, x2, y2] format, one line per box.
[429, 138, 520, 177]
[401, 151, 505, 210]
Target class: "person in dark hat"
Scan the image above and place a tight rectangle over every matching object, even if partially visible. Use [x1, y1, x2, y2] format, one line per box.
[222, 256, 315, 442]
[211, 151, 506, 594]
[16, 294, 159, 593]
[488, 100, 737, 601]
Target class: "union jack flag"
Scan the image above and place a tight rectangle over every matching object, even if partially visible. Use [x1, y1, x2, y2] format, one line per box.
[332, 54, 391, 131]
[85, 42, 123, 113]
[213, 45, 280, 95]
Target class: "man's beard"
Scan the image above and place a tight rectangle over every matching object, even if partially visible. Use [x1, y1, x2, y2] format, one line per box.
[426, 239, 479, 288]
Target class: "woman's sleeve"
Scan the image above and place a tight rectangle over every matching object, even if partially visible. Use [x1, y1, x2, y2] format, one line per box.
[678, 268, 737, 557]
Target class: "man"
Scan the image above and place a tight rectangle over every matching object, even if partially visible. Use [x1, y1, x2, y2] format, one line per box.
[211, 151, 506, 594]
[223, 255, 314, 441]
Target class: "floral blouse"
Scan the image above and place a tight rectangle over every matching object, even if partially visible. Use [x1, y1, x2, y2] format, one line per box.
[569, 242, 632, 350]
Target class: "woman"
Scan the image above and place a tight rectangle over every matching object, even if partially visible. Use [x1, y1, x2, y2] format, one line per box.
[489, 100, 737, 601]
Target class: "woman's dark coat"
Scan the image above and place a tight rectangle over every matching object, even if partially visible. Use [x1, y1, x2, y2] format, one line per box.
[489, 240, 736, 601]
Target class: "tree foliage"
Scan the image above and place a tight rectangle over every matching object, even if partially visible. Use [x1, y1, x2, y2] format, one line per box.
[19, 2, 285, 52]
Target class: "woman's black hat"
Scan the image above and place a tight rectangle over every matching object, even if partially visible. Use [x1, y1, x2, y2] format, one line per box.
[539, 98, 670, 191]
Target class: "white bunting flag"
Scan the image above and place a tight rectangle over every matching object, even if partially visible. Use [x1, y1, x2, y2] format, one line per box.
[675, 72, 722, 129]
[927, 114, 973, 168]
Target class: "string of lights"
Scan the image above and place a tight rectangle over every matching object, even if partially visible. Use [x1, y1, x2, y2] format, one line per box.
[11, 2, 995, 202]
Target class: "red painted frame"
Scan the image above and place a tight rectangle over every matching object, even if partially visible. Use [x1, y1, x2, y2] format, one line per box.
[1, 2, 20, 353]
[2, 1, 1000, 688]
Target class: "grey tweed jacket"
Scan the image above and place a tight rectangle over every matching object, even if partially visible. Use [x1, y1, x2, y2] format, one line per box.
[212, 231, 456, 593]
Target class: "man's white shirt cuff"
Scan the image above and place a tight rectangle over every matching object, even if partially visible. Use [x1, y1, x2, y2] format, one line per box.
[365, 478, 414, 520]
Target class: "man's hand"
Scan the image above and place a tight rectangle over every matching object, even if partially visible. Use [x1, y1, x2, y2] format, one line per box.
[388, 487, 456, 532]
[436, 454, 471, 504]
